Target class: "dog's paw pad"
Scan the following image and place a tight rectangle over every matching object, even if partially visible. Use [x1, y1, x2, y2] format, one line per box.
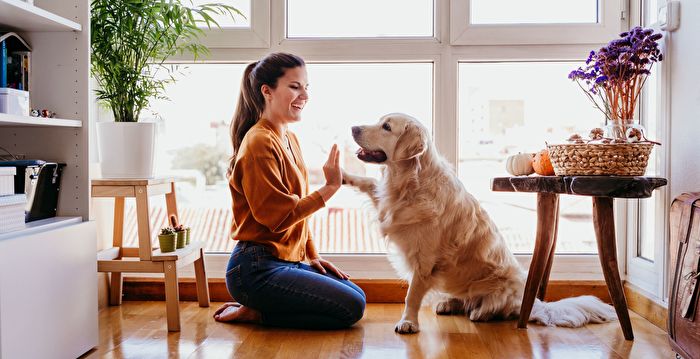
[394, 320, 420, 334]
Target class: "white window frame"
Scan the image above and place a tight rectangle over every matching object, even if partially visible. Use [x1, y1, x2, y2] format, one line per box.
[196, 0, 270, 48]
[624, 0, 671, 303]
[450, 0, 625, 45]
[148, 0, 634, 281]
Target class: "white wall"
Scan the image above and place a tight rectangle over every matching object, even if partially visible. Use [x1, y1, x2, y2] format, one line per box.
[669, 0, 700, 198]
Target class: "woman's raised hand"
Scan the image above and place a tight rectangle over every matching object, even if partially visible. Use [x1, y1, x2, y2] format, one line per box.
[323, 144, 342, 188]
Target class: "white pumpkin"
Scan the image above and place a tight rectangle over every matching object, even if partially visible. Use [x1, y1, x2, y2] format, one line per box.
[506, 153, 535, 176]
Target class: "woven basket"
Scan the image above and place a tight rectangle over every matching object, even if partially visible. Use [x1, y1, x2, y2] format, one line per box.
[548, 142, 654, 176]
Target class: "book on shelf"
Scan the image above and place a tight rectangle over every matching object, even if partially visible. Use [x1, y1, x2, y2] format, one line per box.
[0, 32, 31, 92]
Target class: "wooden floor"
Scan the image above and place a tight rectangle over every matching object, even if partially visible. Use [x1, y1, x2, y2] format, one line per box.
[87, 301, 673, 358]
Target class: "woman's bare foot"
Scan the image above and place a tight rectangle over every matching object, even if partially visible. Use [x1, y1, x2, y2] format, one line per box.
[213, 302, 262, 323]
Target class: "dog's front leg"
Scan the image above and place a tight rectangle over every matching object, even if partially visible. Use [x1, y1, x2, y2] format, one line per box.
[395, 273, 430, 334]
[342, 170, 380, 206]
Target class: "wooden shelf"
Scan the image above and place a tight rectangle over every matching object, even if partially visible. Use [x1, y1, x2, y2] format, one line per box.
[0, 0, 81, 32]
[0, 216, 82, 241]
[0, 113, 82, 127]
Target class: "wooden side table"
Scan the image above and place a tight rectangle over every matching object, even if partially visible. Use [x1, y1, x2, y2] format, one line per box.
[92, 178, 210, 331]
[492, 176, 667, 340]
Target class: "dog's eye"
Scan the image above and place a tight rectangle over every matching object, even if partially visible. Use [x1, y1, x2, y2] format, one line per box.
[382, 123, 391, 131]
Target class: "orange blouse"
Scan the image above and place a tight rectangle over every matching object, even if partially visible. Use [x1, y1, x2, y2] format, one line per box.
[229, 119, 325, 262]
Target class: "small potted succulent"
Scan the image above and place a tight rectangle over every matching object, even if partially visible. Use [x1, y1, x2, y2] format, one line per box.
[184, 226, 192, 245]
[169, 214, 187, 249]
[158, 227, 176, 253]
[173, 224, 186, 249]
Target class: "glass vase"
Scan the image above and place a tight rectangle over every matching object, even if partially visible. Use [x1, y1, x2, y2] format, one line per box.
[604, 118, 646, 142]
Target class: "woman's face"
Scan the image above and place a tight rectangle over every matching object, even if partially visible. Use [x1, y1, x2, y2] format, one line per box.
[262, 66, 309, 124]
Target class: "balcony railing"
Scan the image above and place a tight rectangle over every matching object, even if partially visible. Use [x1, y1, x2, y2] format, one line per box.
[122, 205, 386, 253]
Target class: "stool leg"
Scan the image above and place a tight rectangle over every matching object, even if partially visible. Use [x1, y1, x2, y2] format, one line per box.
[592, 197, 633, 340]
[194, 248, 210, 307]
[109, 272, 123, 306]
[538, 201, 560, 301]
[518, 193, 559, 329]
[163, 261, 181, 331]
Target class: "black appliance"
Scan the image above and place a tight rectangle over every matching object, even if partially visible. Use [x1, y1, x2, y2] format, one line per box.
[0, 160, 65, 222]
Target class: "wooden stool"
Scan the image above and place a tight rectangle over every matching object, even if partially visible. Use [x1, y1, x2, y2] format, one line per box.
[92, 178, 210, 331]
[492, 175, 667, 340]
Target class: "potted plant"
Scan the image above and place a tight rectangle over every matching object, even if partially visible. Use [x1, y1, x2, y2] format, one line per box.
[548, 27, 664, 176]
[568, 26, 663, 141]
[90, 0, 242, 178]
[184, 225, 191, 245]
[173, 224, 186, 249]
[158, 227, 176, 253]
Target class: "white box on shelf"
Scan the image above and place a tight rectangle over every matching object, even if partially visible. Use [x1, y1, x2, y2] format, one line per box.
[0, 194, 26, 233]
[0, 88, 30, 116]
[0, 167, 15, 196]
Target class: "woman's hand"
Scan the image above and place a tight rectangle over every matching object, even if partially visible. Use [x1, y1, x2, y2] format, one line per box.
[323, 144, 342, 188]
[318, 144, 342, 202]
[310, 257, 350, 280]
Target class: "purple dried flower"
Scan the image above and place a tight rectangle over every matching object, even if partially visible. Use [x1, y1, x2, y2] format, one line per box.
[568, 26, 663, 121]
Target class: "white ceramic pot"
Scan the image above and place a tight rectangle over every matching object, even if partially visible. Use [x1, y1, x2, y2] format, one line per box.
[97, 122, 156, 178]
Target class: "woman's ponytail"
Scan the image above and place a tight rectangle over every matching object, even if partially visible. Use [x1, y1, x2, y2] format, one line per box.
[228, 62, 263, 177]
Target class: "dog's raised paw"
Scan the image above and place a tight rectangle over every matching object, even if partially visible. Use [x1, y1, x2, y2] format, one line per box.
[394, 319, 420, 334]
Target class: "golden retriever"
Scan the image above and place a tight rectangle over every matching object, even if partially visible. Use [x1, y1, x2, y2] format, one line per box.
[343, 113, 616, 334]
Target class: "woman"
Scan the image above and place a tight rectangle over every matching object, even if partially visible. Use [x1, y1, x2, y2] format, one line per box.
[213, 53, 366, 329]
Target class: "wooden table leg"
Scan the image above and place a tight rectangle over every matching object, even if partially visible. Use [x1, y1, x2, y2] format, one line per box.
[110, 197, 125, 306]
[538, 200, 560, 301]
[194, 248, 210, 307]
[164, 261, 181, 332]
[518, 193, 559, 329]
[592, 197, 634, 340]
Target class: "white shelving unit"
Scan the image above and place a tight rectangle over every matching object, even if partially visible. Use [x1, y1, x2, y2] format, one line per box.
[0, 113, 82, 127]
[0, 1, 96, 358]
[0, 0, 81, 32]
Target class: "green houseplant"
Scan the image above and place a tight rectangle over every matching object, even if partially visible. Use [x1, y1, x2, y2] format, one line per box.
[158, 227, 176, 253]
[90, 0, 242, 178]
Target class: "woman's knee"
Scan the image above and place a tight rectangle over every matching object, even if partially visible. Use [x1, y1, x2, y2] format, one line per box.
[341, 289, 366, 326]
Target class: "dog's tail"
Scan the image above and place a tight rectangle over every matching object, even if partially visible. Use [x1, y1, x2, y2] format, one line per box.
[529, 295, 617, 327]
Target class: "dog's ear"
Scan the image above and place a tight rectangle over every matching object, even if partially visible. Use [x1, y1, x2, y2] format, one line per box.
[394, 123, 427, 161]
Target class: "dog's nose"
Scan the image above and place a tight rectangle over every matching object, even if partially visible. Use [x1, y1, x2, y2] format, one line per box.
[352, 126, 361, 137]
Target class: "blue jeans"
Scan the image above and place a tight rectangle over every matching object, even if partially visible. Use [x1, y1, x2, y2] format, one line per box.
[225, 241, 366, 329]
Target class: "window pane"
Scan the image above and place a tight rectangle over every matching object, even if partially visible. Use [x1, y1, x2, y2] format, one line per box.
[189, 0, 251, 28]
[638, 40, 660, 261]
[123, 64, 245, 253]
[287, 0, 433, 38]
[458, 62, 601, 254]
[470, 0, 598, 25]
[644, 0, 659, 25]
[125, 63, 431, 254]
[297, 63, 433, 253]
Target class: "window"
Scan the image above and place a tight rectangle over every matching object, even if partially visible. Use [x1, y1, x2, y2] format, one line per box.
[104, 0, 634, 280]
[625, 0, 670, 300]
[126, 63, 432, 254]
[638, 62, 660, 261]
[190, 0, 251, 28]
[194, 0, 270, 48]
[470, 0, 598, 25]
[294, 63, 433, 253]
[286, 0, 434, 38]
[450, 0, 623, 45]
[121, 64, 244, 253]
[458, 62, 600, 254]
